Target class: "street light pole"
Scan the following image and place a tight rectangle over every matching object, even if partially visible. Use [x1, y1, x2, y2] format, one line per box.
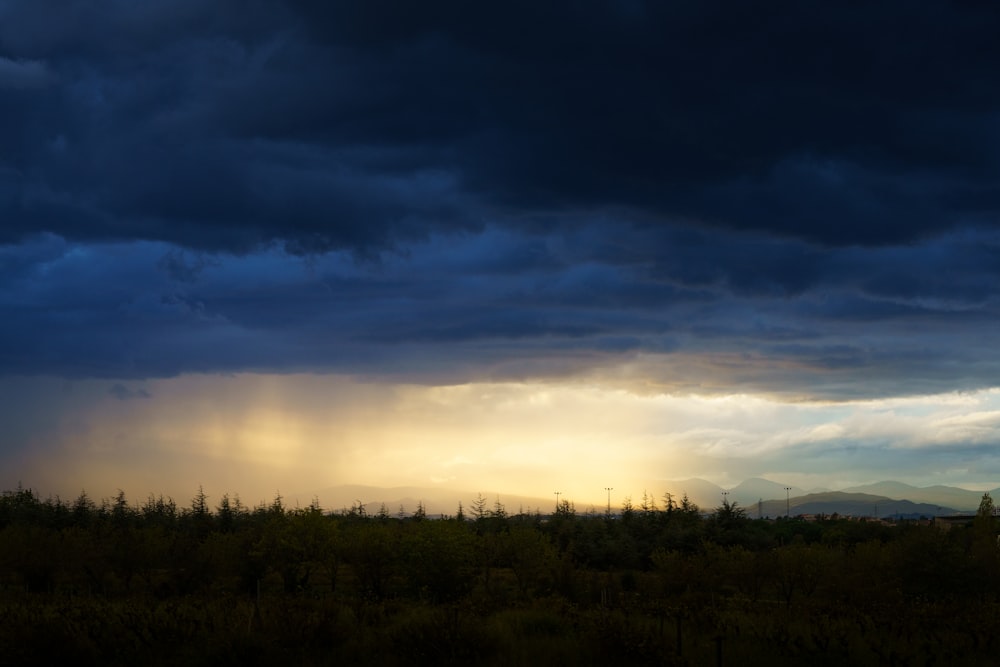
[784, 487, 792, 518]
[554, 491, 561, 512]
[604, 487, 614, 517]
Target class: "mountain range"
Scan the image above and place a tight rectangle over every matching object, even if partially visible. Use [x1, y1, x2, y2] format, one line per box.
[654, 478, 994, 517]
[297, 478, 996, 519]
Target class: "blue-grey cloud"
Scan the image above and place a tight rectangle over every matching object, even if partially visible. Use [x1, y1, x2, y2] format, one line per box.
[2, 2, 1000, 401]
[0, 223, 998, 400]
[2, 1, 999, 252]
[108, 384, 151, 400]
[0, 56, 51, 89]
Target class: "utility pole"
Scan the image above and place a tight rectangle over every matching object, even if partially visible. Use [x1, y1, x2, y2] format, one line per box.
[554, 491, 561, 512]
[784, 487, 792, 518]
[605, 487, 614, 517]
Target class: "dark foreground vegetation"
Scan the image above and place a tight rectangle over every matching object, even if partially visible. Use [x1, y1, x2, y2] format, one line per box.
[1, 486, 999, 666]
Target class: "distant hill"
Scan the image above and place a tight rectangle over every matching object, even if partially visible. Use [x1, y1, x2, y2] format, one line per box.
[757, 492, 960, 519]
[653, 477, 810, 512]
[842, 481, 997, 512]
[730, 478, 805, 508]
[298, 479, 990, 518]
[657, 478, 993, 515]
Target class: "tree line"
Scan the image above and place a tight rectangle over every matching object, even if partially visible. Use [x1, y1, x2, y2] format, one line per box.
[1, 485, 998, 665]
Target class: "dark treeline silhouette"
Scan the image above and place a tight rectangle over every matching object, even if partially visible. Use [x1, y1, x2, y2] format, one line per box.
[1, 485, 998, 665]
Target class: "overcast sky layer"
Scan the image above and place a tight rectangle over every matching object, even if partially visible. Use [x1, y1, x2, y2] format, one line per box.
[2, 2, 1000, 504]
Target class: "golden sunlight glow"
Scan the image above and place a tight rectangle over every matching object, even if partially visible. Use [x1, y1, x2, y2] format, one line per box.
[6, 375, 1000, 508]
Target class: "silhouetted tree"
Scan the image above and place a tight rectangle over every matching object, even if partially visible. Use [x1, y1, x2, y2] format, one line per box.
[471, 493, 488, 521]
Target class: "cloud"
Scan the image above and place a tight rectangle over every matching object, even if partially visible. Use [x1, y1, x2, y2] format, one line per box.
[6, 376, 1000, 503]
[0, 2, 998, 404]
[1, 2, 999, 253]
[4, 3, 1000, 503]
[0, 224, 997, 401]
[0, 56, 51, 89]
[157, 248, 216, 283]
[108, 384, 151, 400]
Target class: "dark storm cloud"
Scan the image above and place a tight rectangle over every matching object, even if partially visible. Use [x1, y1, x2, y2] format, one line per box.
[2, 2, 1000, 398]
[0, 56, 51, 89]
[2, 1, 999, 253]
[1, 225, 998, 399]
[157, 248, 217, 283]
[280, 1, 1000, 245]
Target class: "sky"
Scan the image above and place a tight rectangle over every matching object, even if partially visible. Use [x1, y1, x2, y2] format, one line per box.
[3, 1, 1000, 508]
